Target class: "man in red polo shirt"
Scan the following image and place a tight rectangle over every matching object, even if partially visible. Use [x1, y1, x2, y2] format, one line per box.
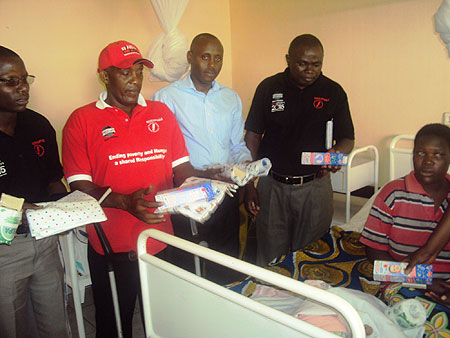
[62, 40, 221, 338]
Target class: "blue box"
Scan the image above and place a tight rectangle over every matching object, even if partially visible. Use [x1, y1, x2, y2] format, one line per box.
[373, 260, 433, 285]
[301, 152, 348, 166]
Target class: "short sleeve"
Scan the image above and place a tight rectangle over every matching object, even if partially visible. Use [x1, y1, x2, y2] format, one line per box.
[162, 104, 189, 167]
[332, 86, 354, 142]
[245, 81, 268, 135]
[43, 119, 64, 183]
[62, 109, 93, 184]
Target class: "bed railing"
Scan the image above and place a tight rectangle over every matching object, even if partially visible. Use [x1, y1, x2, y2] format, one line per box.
[389, 134, 415, 181]
[137, 229, 366, 338]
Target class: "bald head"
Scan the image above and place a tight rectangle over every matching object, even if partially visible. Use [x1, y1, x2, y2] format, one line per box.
[288, 34, 323, 56]
[187, 33, 224, 94]
[0, 46, 21, 61]
[190, 33, 223, 53]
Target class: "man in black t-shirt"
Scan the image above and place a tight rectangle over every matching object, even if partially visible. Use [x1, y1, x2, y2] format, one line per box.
[0, 46, 69, 337]
[245, 34, 355, 266]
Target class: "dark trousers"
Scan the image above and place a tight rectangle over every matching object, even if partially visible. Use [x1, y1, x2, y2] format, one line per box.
[168, 195, 241, 284]
[88, 244, 166, 338]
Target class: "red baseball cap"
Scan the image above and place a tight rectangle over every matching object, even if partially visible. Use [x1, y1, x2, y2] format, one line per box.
[98, 40, 154, 72]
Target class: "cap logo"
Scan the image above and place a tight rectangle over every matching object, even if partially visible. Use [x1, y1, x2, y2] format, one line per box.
[121, 45, 140, 57]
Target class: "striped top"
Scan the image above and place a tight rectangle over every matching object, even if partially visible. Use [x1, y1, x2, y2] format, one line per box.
[360, 171, 450, 279]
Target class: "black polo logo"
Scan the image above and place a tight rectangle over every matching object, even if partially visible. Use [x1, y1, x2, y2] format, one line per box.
[32, 139, 45, 157]
[313, 97, 329, 109]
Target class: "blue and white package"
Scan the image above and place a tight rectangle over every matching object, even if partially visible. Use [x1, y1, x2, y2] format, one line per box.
[155, 183, 216, 213]
[301, 152, 348, 166]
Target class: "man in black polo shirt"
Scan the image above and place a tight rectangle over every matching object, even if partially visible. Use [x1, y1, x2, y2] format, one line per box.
[0, 46, 69, 337]
[244, 34, 355, 266]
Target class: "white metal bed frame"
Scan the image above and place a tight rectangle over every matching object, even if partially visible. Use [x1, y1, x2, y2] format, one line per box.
[389, 134, 415, 181]
[137, 229, 366, 338]
[331, 145, 379, 222]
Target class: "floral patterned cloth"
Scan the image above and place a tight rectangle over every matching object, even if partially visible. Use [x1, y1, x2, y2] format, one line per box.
[230, 226, 450, 337]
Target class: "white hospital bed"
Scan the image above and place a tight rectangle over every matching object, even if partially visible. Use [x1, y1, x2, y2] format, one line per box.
[137, 229, 366, 338]
[67, 135, 420, 338]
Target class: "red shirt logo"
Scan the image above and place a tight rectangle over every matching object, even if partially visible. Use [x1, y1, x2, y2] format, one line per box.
[147, 121, 160, 133]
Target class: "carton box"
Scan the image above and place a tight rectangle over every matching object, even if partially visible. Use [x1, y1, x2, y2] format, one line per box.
[301, 152, 348, 166]
[373, 260, 433, 285]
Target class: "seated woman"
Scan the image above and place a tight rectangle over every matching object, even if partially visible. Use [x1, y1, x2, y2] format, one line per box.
[360, 123, 450, 306]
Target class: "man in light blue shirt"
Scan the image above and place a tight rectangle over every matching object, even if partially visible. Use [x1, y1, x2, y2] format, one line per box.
[152, 33, 251, 283]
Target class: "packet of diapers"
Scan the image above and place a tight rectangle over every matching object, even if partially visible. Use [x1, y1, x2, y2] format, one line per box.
[155, 177, 238, 223]
[0, 193, 24, 245]
[205, 158, 272, 186]
[373, 260, 433, 286]
[301, 152, 348, 166]
[385, 299, 426, 331]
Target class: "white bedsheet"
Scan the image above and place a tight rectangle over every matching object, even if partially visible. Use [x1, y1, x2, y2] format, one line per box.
[250, 282, 424, 338]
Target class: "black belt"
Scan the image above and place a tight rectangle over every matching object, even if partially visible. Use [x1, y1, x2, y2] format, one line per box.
[270, 170, 318, 185]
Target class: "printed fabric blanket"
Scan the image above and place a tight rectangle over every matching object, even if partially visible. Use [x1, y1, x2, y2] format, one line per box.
[229, 226, 450, 337]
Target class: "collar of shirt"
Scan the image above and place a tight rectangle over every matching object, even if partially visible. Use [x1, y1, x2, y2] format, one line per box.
[95, 91, 147, 110]
[176, 71, 222, 94]
[405, 170, 450, 196]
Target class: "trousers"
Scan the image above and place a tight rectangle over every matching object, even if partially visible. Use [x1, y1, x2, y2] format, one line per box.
[0, 234, 69, 338]
[255, 173, 333, 266]
[88, 243, 166, 338]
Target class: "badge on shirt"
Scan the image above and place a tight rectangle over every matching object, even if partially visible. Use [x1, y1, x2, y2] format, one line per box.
[271, 93, 285, 112]
[146, 118, 162, 133]
[0, 160, 6, 178]
[312, 96, 330, 110]
[32, 139, 46, 157]
[102, 126, 117, 140]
